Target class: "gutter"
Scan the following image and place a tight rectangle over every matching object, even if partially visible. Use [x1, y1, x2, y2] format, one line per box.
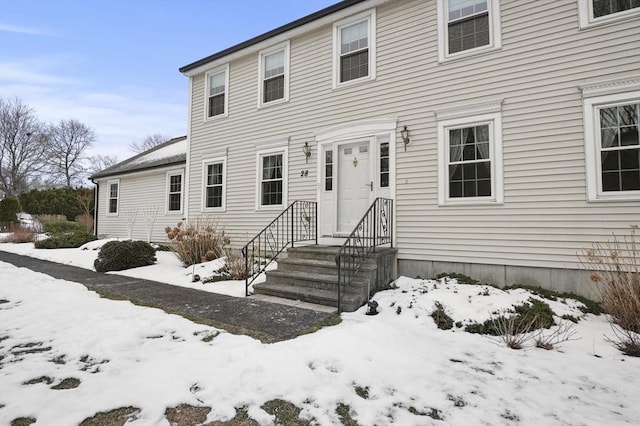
[179, 0, 368, 75]
[90, 178, 99, 237]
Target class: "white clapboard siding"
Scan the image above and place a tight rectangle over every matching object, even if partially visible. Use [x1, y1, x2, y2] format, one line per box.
[95, 167, 185, 242]
[186, 0, 640, 269]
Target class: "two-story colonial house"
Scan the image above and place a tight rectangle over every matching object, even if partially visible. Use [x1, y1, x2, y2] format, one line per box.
[103, 0, 637, 310]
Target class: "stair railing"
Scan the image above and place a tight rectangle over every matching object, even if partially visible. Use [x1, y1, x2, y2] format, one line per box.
[241, 200, 317, 296]
[335, 197, 393, 313]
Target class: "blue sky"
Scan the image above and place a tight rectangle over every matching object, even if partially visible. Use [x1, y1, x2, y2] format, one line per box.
[0, 0, 337, 159]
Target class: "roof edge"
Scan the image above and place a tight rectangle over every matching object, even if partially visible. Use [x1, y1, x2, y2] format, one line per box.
[179, 0, 366, 74]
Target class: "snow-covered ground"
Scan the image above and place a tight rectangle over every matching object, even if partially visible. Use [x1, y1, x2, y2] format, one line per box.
[1, 242, 639, 425]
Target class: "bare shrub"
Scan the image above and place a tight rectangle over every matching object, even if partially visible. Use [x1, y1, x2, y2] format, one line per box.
[580, 225, 640, 354]
[5, 224, 36, 243]
[165, 218, 230, 267]
[534, 320, 579, 350]
[490, 311, 539, 349]
[222, 248, 250, 280]
[607, 325, 640, 357]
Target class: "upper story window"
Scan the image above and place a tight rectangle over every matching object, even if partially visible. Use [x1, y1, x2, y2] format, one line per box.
[205, 65, 229, 119]
[202, 157, 226, 211]
[107, 180, 119, 215]
[258, 42, 290, 107]
[333, 10, 376, 88]
[437, 0, 501, 62]
[582, 84, 640, 201]
[578, 0, 640, 27]
[167, 171, 183, 213]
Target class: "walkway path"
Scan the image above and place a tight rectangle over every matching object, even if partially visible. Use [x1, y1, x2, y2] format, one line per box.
[0, 251, 336, 341]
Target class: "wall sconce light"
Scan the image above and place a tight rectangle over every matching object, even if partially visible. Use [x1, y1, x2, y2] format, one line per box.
[401, 125, 410, 151]
[302, 141, 312, 163]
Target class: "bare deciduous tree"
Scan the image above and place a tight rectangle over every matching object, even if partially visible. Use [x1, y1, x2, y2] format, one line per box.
[0, 97, 48, 196]
[88, 154, 119, 176]
[47, 119, 96, 187]
[129, 133, 169, 154]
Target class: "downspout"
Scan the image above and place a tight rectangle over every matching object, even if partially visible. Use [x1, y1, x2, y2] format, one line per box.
[90, 178, 99, 237]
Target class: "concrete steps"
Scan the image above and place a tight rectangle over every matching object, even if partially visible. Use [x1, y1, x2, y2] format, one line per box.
[253, 245, 395, 312]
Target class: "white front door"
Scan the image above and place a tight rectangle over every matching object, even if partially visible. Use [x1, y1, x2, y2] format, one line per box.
[337, 140, 371, 234]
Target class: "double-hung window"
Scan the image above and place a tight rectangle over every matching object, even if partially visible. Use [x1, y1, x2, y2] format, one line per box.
[202, 157, 226, 211]
[206, 65, 228, 119]
[583, 85, 640, 201]
[167, 171, 183, 213]
[438, 0, 501, 61]
[333, 10, 376, 87]
[437, 103, 503, 205]
[107, 180, 119, 215]
[256, 144, 288, 210]
[578, 0, 640, 28]
[258, 42, 289, 107]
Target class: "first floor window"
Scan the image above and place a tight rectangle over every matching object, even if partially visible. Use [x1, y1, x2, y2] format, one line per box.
[108, 181, 119, 214]
[598, 102, 640, 192]
[205, 161, 224, 209]
[167, 173, 183, 212]
[583, 87, 640, 201]
[260, 153, 284, 206]
[380, 142, 389, 188]
[437, 108, 503, 205]
[325, 150, 333, 191]
[448, 124, 492, 198]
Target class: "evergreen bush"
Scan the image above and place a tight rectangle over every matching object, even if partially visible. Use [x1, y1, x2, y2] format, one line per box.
[0, 197, 22, 229]
[43, 220, 87, 235]
[35, 232, 97, 249]
[94, 240, 156, 272]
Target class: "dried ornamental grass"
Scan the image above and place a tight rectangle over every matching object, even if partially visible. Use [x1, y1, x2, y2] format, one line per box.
[165, 218, 230, 266]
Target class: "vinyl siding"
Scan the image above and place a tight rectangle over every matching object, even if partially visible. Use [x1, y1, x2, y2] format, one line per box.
[95, 167, 185, 242]
[187, 0, 640, 270]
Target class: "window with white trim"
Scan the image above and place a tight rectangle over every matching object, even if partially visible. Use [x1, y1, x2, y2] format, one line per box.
[437, 0, 501, 61]
[437, 111, 503, 205]
[205, 65, 228, 118]
[258, 42, 289, 106]
[380, 142, 389, 188]
[325, 149, 333, 191]
[256, 146, 288, 209]
[107, 180, 119, 215]
[333, 10, 376, 87]
[202, 157, 226, 211]
[583, 90, 640, 201]
[167, 172, 183, 213]
[578, 0, 640, 28]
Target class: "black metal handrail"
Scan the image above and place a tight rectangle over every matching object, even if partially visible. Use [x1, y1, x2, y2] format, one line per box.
[335, 197, 393, 313]
[241, 200, 317, 295]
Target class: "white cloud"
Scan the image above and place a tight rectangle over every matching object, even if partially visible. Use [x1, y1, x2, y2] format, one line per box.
[0, 58, 187, 161]
[0, 23, 50, 36]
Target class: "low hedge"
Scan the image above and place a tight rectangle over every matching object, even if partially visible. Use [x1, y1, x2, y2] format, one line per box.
[35, 232, 97, 249]
[43, 220, 87, 235]
[94, 240, 156, 272]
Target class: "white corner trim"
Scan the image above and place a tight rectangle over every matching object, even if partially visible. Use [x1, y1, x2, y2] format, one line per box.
[580, 76, 640, 98]
[435, 100, 503, 121]
[315, 117, 398, 142]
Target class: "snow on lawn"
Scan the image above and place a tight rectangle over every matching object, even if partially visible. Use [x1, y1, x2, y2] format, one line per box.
[1, 264, 639, 425]
[0, 240, 260, 298]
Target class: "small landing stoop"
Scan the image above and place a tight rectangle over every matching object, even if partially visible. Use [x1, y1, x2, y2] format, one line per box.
[253, 245, 397, 312]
